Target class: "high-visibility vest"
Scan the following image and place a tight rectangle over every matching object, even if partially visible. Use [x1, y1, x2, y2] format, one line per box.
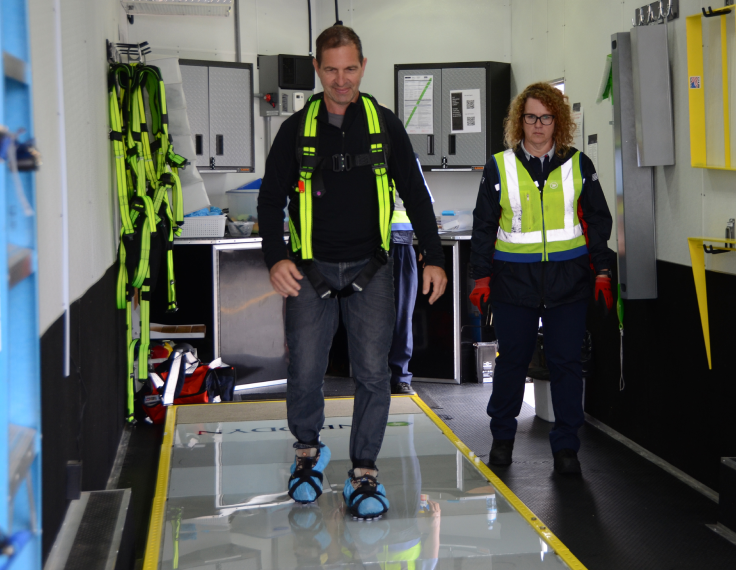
[390, 201, 412, 230]
[378, 540, 422, 570]
[494, 149, 588, 262]
[291, 93, 394, 261]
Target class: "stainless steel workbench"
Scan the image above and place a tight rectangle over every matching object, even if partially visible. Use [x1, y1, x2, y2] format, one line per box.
[173, 231, 473, 385]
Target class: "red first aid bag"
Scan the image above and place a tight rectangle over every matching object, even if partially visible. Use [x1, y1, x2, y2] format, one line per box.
[139, 347, 209, 424]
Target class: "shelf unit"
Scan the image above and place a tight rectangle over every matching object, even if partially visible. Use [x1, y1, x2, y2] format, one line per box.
[0, 1, 42, 568]
[686, 6, 736, 170]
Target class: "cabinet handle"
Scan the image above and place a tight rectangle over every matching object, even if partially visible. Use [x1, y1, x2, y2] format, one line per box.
[427, 134, 434, 155]
[216, 134, 224, 156]
[449, 134, 456, 155]
[195, 134, 203, 155]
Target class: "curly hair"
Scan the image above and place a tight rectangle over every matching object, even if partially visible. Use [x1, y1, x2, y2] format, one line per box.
[503, 82, 575, 158]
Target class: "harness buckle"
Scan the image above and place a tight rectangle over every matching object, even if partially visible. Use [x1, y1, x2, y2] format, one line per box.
[331, 153, 352, 172]
[371, 150, 389, 175]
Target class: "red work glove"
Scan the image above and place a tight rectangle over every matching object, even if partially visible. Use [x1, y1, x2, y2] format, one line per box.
[469, 277, 491, 312]
[595, 273, 613, 314]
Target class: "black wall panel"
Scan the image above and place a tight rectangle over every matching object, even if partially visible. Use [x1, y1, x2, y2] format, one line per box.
[40, 263, 126, 559]
[586, 260, 736, 492]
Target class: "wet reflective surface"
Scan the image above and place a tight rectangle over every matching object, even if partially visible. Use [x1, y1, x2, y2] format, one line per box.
[161, 413, 570, 569]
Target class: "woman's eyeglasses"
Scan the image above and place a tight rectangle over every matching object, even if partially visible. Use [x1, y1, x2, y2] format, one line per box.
[523, 114, 554, 126]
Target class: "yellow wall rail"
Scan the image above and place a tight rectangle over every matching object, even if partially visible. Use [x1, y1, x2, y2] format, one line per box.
[686, 6, 736, 170]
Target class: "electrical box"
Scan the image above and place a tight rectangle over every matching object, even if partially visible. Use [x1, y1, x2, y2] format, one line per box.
[394, 62, 510, 171]
[179, 59, 255, 173]
[258, 54, 315, 117]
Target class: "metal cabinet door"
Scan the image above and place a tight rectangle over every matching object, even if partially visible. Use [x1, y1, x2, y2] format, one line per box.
[396, 68, 442, 168]
[179, 64, 210, 168]
[442, 67, 487, 167]
[208, 66, 253, 169]
[215, 245, 288, 386]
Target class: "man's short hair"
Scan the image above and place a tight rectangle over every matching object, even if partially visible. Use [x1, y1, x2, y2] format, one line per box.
[315, 25, 363, 66]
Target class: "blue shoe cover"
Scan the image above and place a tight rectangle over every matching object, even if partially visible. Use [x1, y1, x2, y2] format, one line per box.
[288, 445, 331, 503]
[343, 473, 389, 519]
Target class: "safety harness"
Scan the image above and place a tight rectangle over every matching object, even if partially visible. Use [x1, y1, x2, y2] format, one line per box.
[108, 61, 187, 422]
[290, 93, 394, 299]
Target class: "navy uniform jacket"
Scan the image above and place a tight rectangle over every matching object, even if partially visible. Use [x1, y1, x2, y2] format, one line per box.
[470, 146, 614, 309]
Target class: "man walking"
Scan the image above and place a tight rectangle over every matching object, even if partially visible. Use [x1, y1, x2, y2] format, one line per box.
[258, 25, 446, 518]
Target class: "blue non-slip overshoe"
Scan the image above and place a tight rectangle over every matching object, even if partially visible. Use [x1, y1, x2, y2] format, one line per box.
[288, 444, 331, 503]
[343, 470, 389, 519]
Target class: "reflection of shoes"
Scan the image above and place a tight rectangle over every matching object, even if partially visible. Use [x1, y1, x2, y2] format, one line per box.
[489, 439, 514, 466]
[288, 445, 331, 503]
[553, 449, 581, 475]
[391, 382, 415, 395]
[344, 518, 391, 549]
[343, 470, 390, 519]
[288, 506, 332, 558]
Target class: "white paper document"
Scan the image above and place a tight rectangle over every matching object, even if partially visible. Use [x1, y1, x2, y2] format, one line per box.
[450, 89, 482, 134]
[403, 75, 434, 134]
[572, 102, 584, 151]
[587, 134, 599, 172]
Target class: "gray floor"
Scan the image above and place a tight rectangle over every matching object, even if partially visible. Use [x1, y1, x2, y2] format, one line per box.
[158, 409, 574, 569]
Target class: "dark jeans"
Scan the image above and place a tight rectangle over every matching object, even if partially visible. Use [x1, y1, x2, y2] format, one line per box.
[285, 257, 395, 469]
[488, 300, 588, 453]
[388, 241, 417, 385]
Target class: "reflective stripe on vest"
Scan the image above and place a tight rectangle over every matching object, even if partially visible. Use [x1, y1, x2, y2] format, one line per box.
[495, 149, 587, 262]
[294, 95, 393, 260]
[390, 208, 411, 229]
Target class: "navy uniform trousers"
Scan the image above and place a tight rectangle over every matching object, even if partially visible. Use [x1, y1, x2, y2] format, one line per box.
[488, 299, 588, 453]
[388, 231, 418, 386]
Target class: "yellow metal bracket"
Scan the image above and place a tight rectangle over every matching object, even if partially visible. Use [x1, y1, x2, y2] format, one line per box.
[688, 236, 736, 369]
[686, 6, 736, 170]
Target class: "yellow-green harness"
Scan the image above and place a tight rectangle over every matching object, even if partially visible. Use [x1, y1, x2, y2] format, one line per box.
[291, 94, 394, 298]
[108, 61, 187, 422]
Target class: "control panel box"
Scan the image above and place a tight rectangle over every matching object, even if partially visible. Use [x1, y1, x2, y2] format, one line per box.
[259, 54, 314, 117]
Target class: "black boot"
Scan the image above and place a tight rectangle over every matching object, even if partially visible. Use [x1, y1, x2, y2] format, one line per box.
[553, 449, 581, 474]
[489, 439, 514, 466]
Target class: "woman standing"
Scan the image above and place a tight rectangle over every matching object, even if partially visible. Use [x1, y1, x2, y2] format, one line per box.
[469, 82, 614, 474]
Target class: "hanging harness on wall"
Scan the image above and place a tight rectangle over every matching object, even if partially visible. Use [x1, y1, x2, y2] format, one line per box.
[290, 93, 394, 299]
[108, 61, 187, 422]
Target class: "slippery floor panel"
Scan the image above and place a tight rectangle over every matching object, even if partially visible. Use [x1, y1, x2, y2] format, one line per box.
[146, 400, 581, 570]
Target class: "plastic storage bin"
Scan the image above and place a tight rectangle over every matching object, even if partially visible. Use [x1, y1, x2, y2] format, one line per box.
[178, 215, 227, 238]
[227, 189, 259, 222]
[227, 220, 254, 237]
[441, 209, 473, 231]
[533, 378, 586, 422]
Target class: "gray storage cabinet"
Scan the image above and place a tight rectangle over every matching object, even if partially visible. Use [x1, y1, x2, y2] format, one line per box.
[179, 59, 255, 173]
[395, 62, 509, 170]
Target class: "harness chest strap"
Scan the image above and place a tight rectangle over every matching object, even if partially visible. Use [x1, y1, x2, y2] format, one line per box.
[291, 94, 393, 297]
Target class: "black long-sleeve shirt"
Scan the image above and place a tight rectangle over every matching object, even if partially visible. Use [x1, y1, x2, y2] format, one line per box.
[257, 93, 444, 270]
[470, 146, 614, 308]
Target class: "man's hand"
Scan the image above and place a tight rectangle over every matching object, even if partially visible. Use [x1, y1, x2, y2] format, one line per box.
[269, 259, 303, 297]
[422, 265, 447, 305]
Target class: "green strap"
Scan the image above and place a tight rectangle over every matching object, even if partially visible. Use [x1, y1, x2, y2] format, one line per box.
[297, 99, 320, 260]
[362, 96, 392, 252]
[138, 269, 151, 381]
[127, 337, 138, 422]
